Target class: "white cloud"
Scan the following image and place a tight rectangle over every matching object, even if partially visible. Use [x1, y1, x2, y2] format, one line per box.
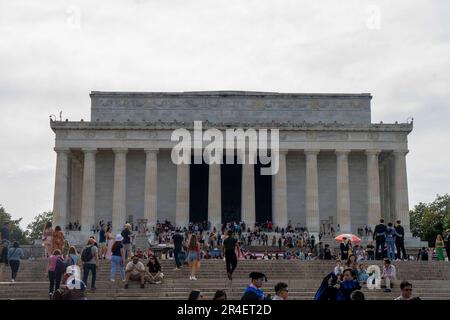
[0, 0, 449, 227]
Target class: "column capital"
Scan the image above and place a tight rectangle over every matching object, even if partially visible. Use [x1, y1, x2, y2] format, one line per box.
[54, 147, 70, 154]
[365, 149, 382, 156]
[112, 147, 129, 154]
[144, 148, 159, 154]
[304, 149, 320, 156]
[82, 148, 97, 154]
[393, 149, 409, 157]
[335, 149, 351, 156]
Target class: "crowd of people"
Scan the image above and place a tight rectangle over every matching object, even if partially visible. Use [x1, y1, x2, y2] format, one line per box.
[1, 219, 449, 301]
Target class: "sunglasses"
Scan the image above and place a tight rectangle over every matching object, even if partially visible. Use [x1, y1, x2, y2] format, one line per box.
[403, 288, 412, 291]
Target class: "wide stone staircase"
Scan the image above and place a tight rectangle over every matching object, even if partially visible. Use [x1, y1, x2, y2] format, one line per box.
[1, 259, 449, 300]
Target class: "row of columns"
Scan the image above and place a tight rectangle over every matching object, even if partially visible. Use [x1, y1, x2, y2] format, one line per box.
[52, 148, 411, 236]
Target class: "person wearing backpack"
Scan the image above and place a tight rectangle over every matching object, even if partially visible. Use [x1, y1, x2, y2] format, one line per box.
[48, 249, 65, 298]
[81, 238, 99, 291]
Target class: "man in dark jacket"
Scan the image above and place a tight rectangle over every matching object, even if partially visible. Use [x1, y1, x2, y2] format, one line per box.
[394, 220, 407, 260]
[340, 237, 349, 260]
[373, 219, 387, 260]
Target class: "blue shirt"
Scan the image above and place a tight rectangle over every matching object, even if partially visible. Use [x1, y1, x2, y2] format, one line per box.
[8, 247, 24, 261]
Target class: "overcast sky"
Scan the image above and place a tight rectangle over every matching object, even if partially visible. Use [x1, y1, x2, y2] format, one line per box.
[0, 0, 449, 228]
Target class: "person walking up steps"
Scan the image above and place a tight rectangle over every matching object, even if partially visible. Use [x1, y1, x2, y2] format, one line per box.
[172, 229, 184, 270]
[187, 234, 201, 280]
[81, 238, 99, 291]
[7, 241, 23, 282]
[110, 234, 125, 282]
[223, 230, 238, 280]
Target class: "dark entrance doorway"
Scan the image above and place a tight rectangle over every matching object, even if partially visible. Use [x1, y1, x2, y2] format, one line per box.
[255, 160, 272, 224]
[189, 158, 208, 223]
[221, 158, 242, 223]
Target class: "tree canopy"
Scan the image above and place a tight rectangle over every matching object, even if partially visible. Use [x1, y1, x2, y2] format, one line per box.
[410, 194, 450, 246]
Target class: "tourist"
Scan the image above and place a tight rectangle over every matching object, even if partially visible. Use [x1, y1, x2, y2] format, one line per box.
[417, 247, 429, 261]
[223, 230, 238, 281]
[172, 229, 184, 270]
[395, 281, 420, 300]
[0, 240, 8, 265]
[386, 222, 398, 261]
[81, 238, 99, 290]
[395, 220, 407, 260]
[99, 225, 107, 259]
[7, 241, 24, 282]
[272, 282, 289, 300]
[65, 246, 80, 267]
[48, 249, 65, 298]
[212, 290, 227, 300]
[345, 254, 358, 271]
[188, 290, 203, 300]
[336, 268, 361, 300]
[146, 255, 164, 284]
[110, 234, 125, 282]
[340, 237, 349, 260]
[124, 256, 146, 289]
[52, 226, 65, 255]
[355, 246, 365, 262]
[445, 229, 450, 261]
[356, 263, 369, 284]
[435, 234, 445, 261]
[374, 219, 387, 260]
[42, 221, 53, 258]
[334, 260, 344, 277]
[324, 244, 332, 260]
[53, 265, 86, 300]
[121, 223, 133, 260]
[381, 259, 396, 292]
[366, 240, 375, 260]
[187, 234, 201, 281]
[105, 226, 114, 260]
[1, 222, 10, 242]
[242, 272, 269, 300]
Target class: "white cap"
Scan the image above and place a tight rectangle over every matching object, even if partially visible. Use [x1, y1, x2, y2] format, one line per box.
[115, 234, 124, 242]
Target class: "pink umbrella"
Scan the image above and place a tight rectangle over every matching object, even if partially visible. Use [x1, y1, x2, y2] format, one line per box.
[335, 233, 361, 244]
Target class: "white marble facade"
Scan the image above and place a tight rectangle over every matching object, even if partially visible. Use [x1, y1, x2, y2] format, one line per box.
[51, 91, 414, 241]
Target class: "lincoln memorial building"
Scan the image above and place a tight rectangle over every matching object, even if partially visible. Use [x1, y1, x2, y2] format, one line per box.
[50, 91, 414, 243]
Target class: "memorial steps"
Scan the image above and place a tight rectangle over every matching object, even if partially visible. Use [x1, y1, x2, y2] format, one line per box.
[0, 260, 449, 300]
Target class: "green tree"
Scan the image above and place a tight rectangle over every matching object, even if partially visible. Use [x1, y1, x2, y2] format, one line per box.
[0, 205, 30, 245]
[26, 211, 53, 243]
[410, 194, 450, 246]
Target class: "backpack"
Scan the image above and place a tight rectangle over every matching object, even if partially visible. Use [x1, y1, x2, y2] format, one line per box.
[55, 257, 66, 274]
[81, 246, 93, 263]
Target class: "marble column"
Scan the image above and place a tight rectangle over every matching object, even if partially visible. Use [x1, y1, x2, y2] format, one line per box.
[175, 161, 190, 229]
[144, 148, 158, 229]
[336, 149, 351, 233]
[241, 152, 256, 230]
[394, 150, 411, 236]
[272, 150, 288, 229]
[366, 150, 382, 230]
[207, 152, 222, 231]
[81, 148, 97, 233]
[112, 148, 128, 233]
[305, 150, 320, 235]
[53, 148, 70, 229]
